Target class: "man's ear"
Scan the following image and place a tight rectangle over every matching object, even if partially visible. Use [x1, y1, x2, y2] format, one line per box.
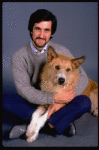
[47, 46, 58, 62]
[71, 56, 86, 69]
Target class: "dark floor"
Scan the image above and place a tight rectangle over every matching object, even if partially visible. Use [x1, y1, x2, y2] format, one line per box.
[2, 111, 98, 147]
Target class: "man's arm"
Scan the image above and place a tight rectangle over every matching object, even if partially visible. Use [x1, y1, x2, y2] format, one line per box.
[11, 52, 55, 105]
[75, 66, 88, 96]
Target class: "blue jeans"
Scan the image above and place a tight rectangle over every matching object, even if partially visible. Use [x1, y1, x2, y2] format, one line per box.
[2, 94, 91, 135]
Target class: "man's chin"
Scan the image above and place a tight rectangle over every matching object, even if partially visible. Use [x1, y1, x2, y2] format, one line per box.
[35, 42, 46, 48]
[32, 39, 47, 49]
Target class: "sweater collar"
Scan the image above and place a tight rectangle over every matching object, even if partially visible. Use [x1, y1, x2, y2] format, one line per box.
[30, 39, 48, 54]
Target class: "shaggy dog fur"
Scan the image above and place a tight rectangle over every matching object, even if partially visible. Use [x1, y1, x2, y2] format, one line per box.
[26, 46, 98, 142]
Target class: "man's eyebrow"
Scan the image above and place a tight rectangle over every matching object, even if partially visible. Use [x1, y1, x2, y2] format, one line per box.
[35, 27, 41, 29]
[45, 28, 51, 31]
[34, 27, 51, 31]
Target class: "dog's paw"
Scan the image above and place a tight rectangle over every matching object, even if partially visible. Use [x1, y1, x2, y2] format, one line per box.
[27, 137, 35, 143]
[26, 129, 34, 137]
[93, 109, 98, 117]
[26, 132, 38, 142]
[26, 125, 36, 137]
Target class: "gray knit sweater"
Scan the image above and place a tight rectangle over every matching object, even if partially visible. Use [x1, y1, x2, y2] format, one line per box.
[11, 41, 88, 105]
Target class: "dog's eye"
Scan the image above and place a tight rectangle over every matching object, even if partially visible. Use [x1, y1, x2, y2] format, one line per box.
[66, 68, 71, 72]
[55, 65, 60, 70]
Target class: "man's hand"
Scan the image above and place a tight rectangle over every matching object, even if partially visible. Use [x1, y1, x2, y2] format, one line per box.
[47, 89, 76, 119]
[47, 103, 66, 119]
[54, 89, 76, 104]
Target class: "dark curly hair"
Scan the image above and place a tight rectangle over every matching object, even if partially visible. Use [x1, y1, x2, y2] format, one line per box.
[28, 9, 57, 39]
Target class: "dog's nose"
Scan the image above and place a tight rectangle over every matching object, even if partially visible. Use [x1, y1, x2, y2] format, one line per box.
[58, 78, 65, 85]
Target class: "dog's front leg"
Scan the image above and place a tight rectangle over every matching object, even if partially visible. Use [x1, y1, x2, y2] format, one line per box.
[26, 106, 46, 138]
[36, 109, 50, 132]
[27, 109, 49, 142]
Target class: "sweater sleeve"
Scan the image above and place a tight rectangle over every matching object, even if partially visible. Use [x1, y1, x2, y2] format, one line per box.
[75, 66, 88, 96]
[11, 52, 55, 105]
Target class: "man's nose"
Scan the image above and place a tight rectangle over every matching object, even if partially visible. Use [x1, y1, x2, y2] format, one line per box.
[39, 30, 44, 38]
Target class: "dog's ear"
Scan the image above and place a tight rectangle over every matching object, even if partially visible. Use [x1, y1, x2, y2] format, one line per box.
[47, 46, 58, 62]
[71, 56, 86, 69]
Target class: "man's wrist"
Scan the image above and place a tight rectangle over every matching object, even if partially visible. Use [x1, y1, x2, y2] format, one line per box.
[54, 93, 59, 103]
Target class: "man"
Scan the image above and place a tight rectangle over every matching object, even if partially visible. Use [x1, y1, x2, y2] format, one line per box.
[3, 9, 91, 139]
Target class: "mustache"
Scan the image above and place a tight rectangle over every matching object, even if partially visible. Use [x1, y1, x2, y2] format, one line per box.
[36, 37, 46, 40]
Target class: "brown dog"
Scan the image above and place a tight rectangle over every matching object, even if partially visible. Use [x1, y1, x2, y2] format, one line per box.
[26, 46, 98, 142]
[41, 46, 98, 116]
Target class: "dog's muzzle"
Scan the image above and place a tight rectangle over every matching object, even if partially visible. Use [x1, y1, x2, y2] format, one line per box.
[58, 78, 65, 85]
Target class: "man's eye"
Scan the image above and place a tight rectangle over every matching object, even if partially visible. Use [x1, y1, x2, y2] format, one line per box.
[35, 27, 40, 31]
[45, 29, 50, 32]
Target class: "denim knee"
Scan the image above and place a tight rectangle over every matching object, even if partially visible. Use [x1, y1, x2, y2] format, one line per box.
[2, 94, 14, 111]
[2, 94, 24, 112]
[73, 95, 91, 112]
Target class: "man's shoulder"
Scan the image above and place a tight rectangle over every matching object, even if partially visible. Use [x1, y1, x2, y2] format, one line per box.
[48, 41, 73, 57]
[12, 43, 30, 59]
[48, 41, 66, 50]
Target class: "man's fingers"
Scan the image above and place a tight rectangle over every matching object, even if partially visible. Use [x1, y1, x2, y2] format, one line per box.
[47, 111, 51, 119]
[47, 107, 55, 119]
[47, 105, 52, 109]
[68, 89, 76, 94]
[47, 110, 53, 119]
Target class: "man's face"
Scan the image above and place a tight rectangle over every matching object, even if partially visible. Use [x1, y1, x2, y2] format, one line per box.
[31, 21, 52, 51]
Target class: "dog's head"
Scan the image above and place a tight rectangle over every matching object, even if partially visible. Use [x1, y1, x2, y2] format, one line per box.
[47, 46, 86, 86]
